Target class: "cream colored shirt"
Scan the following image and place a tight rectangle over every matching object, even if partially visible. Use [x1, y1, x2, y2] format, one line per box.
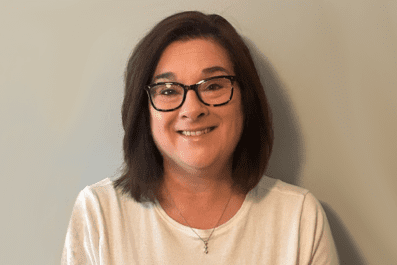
[61, 176, 339, 264]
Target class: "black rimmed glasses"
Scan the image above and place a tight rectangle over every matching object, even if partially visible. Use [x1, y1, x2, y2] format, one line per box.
[144, 75, 236, 112]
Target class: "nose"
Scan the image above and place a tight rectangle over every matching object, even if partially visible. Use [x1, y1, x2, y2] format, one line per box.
[179, 90, 209, 120]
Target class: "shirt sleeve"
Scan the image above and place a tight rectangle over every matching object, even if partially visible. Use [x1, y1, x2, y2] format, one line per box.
[61, 187, 103, 265]
[299, 192, 340, 265]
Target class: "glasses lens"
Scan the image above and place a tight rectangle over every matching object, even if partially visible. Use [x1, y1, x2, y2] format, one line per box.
[150, 83, 184, 110]
[198, 77, 232, 105]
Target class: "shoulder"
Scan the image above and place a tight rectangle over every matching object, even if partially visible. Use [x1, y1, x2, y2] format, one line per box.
[67, 177, 154, 241]
[70, 178, 118, 223]
[251, 175, 310, 201]
[249, 175, 324, 218]
[73, 178, 147, 218]
[62, 178, 137, 263]
[249, 176, 339, 263]
[77, 177, 134, 203]
[82, 177, 116, 197]
[75, 178, 118, 207]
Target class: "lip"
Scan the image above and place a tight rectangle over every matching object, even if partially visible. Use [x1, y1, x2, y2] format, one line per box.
[177, 126, 216, 132]
[177, 126, 217, 136]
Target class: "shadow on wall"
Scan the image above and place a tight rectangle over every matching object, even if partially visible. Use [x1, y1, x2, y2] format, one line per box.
[244, 37, 304, 186]
[322, 202, 368, 265]
[244, 37, 367, 265]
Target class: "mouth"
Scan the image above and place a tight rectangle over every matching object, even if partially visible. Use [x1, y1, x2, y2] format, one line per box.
[178, 126, 216, 136]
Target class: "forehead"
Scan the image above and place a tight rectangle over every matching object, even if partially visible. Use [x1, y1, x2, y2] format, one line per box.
[153, 38, 234, 81]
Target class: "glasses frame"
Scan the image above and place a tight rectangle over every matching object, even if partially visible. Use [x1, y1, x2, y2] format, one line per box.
[144, 75, 236, 112]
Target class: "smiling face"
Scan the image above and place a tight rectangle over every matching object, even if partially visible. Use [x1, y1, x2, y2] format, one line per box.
[149, 38, 244, 174]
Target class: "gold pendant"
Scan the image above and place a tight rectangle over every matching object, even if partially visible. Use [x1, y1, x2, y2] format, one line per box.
[204, 241, 208, 254]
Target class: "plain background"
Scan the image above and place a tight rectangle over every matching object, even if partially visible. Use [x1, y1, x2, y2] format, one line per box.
[1, 0, 396, 264]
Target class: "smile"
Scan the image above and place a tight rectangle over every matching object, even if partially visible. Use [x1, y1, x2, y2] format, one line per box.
[179, 127, 215, 136]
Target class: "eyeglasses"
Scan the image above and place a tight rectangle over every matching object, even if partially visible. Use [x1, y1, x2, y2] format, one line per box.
[144, 75, 236, 112]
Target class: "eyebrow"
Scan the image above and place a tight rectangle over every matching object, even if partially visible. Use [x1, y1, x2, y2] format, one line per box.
[202, 66, 230, 75]
[152, 72, 176, 83]
[152, 66, 231, 83]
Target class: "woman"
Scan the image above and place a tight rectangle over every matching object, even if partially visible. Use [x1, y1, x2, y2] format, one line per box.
[62, 11, 339, 264]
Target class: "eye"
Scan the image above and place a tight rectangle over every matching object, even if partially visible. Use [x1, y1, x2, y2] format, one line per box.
[202, 78, 228, 91]
[153, 84, 183, 97]
[160, 89, 178, 95]
[205, 83, 223, 91]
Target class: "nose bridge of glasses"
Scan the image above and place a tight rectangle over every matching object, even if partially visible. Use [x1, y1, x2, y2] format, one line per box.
[184, 83, 200, 92]
[184, 85, 202, 102]
[182, 83, 202, 102]
[181, 85, 209, 111]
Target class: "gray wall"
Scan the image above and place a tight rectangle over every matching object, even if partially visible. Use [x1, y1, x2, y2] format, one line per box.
[1, 1, 396, 264]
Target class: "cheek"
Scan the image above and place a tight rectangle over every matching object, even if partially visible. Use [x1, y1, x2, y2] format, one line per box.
[149, 108, 174, 149]
[149, 104, 163, 128]
[151, 109, 163, 121]
[149, 108, 162, 146]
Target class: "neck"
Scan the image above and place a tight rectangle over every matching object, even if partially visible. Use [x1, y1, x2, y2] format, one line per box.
[157, 158, 247, 230]
[164, 159, 233, 191]
[158, 157, 236, 205]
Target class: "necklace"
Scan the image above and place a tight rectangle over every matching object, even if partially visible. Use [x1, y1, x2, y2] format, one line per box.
[164, 186, 233, 254]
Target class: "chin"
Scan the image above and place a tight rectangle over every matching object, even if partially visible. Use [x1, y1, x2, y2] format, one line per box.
[181, 154, 231, 172]
[180, 159, 214, 170]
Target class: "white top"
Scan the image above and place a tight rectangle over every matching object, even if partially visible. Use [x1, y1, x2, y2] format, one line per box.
[61, 176, 339, 264]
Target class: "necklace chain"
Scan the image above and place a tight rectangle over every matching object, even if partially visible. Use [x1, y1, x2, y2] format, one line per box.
[164, 186, 233, 254]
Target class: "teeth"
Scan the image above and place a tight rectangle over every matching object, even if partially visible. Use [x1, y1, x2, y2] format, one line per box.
[181, 128, 212, 136]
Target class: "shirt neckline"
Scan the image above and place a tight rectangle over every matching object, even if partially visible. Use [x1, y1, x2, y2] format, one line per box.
[154, 189, 253, 239]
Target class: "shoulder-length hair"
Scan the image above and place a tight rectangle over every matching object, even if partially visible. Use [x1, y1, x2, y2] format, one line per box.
[113, 11, 274, 203]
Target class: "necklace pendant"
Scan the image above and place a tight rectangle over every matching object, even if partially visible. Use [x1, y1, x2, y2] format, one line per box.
[204, 241, 208, 254]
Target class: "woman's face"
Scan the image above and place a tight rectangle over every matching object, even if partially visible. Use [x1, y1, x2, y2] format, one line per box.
[149, 38, 244, 172]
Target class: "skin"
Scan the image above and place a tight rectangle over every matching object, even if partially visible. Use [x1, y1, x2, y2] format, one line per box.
[149, 38, 245, 229]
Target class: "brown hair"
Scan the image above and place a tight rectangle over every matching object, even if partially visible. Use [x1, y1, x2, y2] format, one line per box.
[113, 11, 274, 203]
